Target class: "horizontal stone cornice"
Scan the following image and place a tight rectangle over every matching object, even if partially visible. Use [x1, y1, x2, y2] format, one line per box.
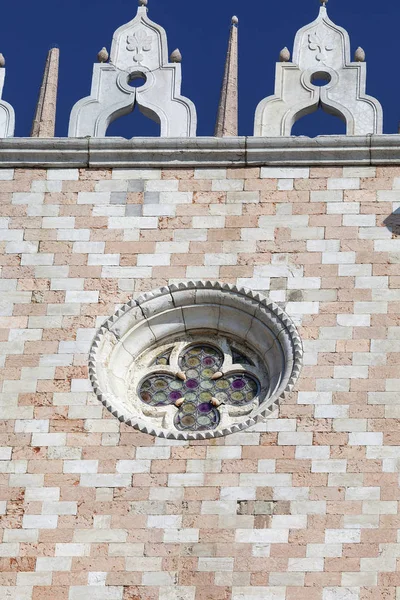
[1, 135, 400, 168]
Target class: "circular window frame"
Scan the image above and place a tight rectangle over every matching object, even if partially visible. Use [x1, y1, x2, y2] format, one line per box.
[89, 281, 303, 440]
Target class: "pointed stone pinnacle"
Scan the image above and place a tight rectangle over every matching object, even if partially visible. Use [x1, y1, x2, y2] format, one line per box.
[355, 47, 365, 62]
[279, 47, 291, 62]
[170, 48, 182, 63]
[97, 47, 109, 63]
[139, 0, 148, 6]
[320, 0, 328, 5]
[215, 13, 238, 137]
[0, 54, 5, 68]
[31, 47, 59, 138]
[176, 371, 187, 382]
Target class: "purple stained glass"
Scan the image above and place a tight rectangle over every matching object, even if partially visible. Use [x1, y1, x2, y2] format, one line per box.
[203, 357, 215, 366]
[186, 379, 199, 390]
[198, 402, 212, 413]
[169, 391, 182, 401]
[232, 379, 246, 390]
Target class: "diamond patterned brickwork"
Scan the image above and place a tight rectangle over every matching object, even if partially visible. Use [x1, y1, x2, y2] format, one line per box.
[0, 165, 399, 600]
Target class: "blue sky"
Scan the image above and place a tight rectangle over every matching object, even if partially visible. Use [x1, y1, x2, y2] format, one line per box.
[1, 0, 395, 138]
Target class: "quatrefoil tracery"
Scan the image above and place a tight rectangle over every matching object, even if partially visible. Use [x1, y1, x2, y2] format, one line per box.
[138, 342, 263, 433]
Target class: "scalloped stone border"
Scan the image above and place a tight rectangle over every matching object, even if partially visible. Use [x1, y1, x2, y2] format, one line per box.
[89, 281, 303, 440]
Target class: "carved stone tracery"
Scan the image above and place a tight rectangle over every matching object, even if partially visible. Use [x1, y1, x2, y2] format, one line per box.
[254, 6, 383, 137]
[68, 3, 197, 138]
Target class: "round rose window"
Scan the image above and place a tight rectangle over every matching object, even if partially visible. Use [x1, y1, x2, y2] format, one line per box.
[89, 282, 303, 440]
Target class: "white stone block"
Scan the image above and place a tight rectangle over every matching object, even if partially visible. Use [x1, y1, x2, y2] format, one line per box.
[212, 179, 244, 191]
[159, 587, 196, 600]
[328, 178, 360, 190]
[25, 487, 60, 501]
[23, 515, 58, 529]
[349, 432, 383, 446]
[159, 192, 192, 204]
[311, 190, 343, 202]
[288, 557, 324, 571]
[69, 588, 123, 600]
[327, 203, 360, 214]
[42, 501, 78, 515]
[36, 557, 72, 571]
[261, 167, 309, 179]
[343, 214, 375, 226]
[278, 432, 312, 446]
[163, 529, 199, 543]
[6, 241, 38, 254]
[337, 314, 370, 327]
[65, 291, 99, 303]
[334, 366, 368, 379]
[137, 254, 171, 266]
[31, 433, 67, 446]
[47, 168, 79, 180]
[307, 544, 343, 558]
[112, 169, 161, 180]
[192, 216, 225, 229]
[194, 168, 226, 179]
[42, 217, 75, 228]
[198, 558, 234, 571]
[312, 460, 347, 473]
[0, 169, 14, 180]
[12, 192, 44, 205]
[15, 420, 49, 433]
[108, 216, 158, 229]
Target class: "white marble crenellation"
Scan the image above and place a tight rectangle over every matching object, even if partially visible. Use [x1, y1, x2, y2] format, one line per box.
[254, 6, 383, 137]
[68, 1, 197, 138]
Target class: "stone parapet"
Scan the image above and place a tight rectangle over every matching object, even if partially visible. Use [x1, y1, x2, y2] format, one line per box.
[3, 135, 400, 168]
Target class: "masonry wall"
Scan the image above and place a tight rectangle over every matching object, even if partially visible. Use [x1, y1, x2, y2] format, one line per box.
[0, 164, 399, 600]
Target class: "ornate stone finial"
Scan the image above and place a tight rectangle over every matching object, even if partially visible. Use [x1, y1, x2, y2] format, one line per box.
[139, 0, 148, 6]
[320, 0, 328, 6]
[354, 47, 366, 62]
[279, 47, 291, 62]
[0, 54, 5, 68]
[214, 13, 239, 137]
[97, 47, 109, 63]
[170, 48, 182, 63]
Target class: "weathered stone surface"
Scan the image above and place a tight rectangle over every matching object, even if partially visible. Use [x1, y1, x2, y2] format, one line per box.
[215, 18, 238, 137]
[31, 48, 59, 138]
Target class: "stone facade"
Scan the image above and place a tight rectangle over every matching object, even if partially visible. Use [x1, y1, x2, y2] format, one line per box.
[0, 163, 399, 600]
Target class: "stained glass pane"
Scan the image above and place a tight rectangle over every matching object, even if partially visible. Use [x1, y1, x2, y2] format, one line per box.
[139, 343, 260, 432]
[179, 345, 224, 375]
[215, 373, 260, 407]
[139, 374, 184, 406]
[173, 345, 224, 431]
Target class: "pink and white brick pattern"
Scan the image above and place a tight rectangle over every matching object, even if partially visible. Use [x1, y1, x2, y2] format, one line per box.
[0, 165, 399, 600]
